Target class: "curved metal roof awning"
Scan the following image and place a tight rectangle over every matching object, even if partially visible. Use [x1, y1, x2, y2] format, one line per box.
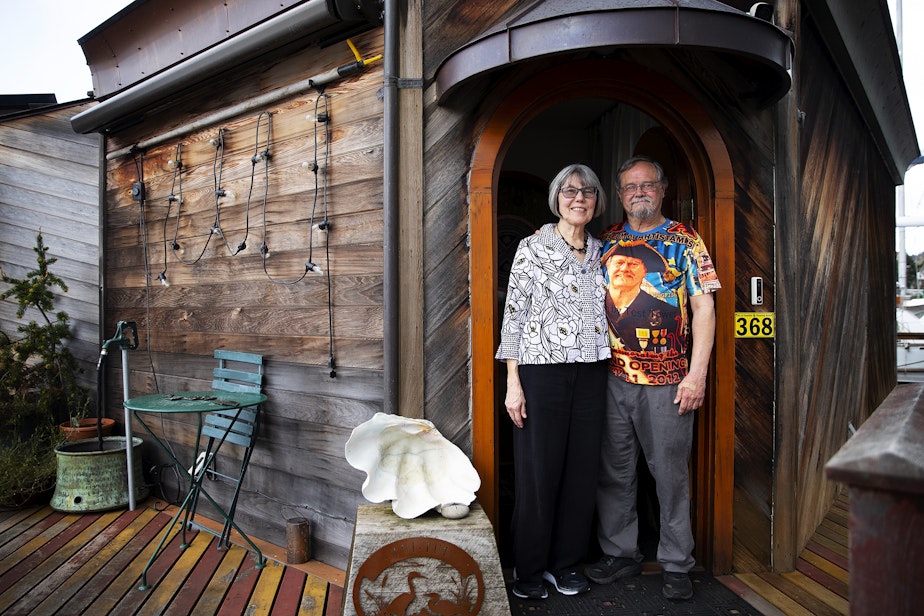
[435, 0, 794, 105]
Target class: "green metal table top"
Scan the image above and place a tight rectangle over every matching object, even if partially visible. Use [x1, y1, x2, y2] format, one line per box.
[124, 390, 266, 413]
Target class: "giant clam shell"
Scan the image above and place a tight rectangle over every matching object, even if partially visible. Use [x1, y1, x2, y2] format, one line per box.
[344, 413, 481, 519]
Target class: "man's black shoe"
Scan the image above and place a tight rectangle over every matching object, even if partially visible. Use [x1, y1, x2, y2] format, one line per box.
[662, 571, 693, 600]
[584, 555, 642, 584]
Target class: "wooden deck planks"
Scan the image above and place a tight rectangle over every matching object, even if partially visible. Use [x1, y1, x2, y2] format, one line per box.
[728, 491, 851, 615]
[756, 572, 843, 616]
[215, 554, 263, 615]
[29, 507, 159, 616]
[272, 566, 309, 615]
[301, 571, 331, 616]
[248, 559, 288, 614]
[10, 507, 146, 615]
[0, 511, 121, 610]
[0, 511, 73, 574]
[780, 571, 849, 615]
[192, 544, 249, 615]
[716, 574, 788, 616]
[0, 505, 339, 615]
[2, 495, 853, 615]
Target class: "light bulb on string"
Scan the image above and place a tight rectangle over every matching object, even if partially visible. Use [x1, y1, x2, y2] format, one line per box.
[157, 271, 170, 287]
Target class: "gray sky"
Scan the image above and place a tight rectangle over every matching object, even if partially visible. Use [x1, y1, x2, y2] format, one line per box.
[1, 0, 922, 249]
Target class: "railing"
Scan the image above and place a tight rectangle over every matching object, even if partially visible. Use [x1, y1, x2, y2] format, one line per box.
[825, 382, 924, 616]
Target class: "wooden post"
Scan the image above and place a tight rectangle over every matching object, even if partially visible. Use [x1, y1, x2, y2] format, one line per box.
[286, 517, 310, 564]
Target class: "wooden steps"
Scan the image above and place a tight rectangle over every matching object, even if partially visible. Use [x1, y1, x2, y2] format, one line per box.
[719, 490, 850, 615]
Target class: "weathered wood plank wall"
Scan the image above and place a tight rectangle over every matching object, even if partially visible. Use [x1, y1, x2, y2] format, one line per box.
[98, 30, 385, 569]
[0, 102, 100, 397]
[793, 19, 896, 551]
[420, 0, 523, 451]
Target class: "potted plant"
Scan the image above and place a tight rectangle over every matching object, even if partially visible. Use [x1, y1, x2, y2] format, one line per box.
[0, 232, 95, 508]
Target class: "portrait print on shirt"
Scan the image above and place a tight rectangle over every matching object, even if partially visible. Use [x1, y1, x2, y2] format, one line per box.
[601, 221, 721, 386]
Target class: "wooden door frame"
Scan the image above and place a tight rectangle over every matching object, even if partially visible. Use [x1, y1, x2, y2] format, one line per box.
[469, 59, 736, 573]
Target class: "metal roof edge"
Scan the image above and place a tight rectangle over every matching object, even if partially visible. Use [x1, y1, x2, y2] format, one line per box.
[435, 2, 793, 108]
[804, 0, 920, 183]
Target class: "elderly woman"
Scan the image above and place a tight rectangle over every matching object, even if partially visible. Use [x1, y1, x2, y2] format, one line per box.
[496, 163, 611, 600]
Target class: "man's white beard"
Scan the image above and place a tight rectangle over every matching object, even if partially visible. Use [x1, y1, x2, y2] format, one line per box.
[629, 198, 658, 221]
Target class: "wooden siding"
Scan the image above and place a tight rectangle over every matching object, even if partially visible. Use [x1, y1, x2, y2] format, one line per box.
[97, 30, 385, 569]
[792, 19, 897, 552]
[0, 102, 100, 396]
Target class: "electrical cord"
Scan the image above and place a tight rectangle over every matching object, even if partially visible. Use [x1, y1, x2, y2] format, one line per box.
[158, 142, 183, 287]
[219, 112, 271, 256]
[149, 462, 184, 506]
[260, 96, 330, 285]
[131, 148, 161, 394]
[171, 130, 225, 265]
[314, 95, 336, 378]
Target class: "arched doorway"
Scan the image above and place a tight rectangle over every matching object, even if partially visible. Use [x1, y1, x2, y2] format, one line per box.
[470, 59, 736, 572]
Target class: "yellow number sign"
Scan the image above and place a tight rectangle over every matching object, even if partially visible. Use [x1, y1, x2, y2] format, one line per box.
[735, 312, 775, 338]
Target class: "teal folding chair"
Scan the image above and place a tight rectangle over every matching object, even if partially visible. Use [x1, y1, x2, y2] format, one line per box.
[187, 350, 264, 549]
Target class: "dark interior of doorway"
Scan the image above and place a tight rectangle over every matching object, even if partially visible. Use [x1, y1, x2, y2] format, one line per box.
[494, 97, 689, 569]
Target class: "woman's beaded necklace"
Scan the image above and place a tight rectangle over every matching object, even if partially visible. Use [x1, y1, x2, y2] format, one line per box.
[557, 227, 587, 254]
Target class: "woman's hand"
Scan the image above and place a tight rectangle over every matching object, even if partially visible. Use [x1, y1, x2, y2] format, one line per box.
[505, 359, 527, 428]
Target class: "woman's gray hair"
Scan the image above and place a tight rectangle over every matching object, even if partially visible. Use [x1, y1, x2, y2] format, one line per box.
[547, 163, 606, 219]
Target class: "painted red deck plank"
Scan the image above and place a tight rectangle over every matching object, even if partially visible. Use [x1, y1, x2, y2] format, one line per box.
[271, 565, 307, 615]
[215, 554, 263, 616]
[0, 511, 100, 595]
[164, 535, 230, 615]
[806, 538, 849, 571]
[325, 582, 344, 616]
[57, 508, 171, 615]
[796, 558, 849, 600]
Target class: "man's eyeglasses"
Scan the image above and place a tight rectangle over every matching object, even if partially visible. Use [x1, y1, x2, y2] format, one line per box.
[560, 186, 598, 199]
[619, 181, 661, 194]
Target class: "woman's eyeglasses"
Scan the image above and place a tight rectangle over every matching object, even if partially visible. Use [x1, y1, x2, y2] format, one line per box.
[560, 186, 598, 199]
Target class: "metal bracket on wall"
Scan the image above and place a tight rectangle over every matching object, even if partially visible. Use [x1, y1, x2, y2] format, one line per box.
[397, 78, 423, 89]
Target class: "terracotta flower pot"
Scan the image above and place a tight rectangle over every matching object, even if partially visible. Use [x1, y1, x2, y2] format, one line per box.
[60, 417, 116, 442]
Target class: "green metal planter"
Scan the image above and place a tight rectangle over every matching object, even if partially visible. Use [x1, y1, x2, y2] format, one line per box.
[51, 436, 149, 512]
